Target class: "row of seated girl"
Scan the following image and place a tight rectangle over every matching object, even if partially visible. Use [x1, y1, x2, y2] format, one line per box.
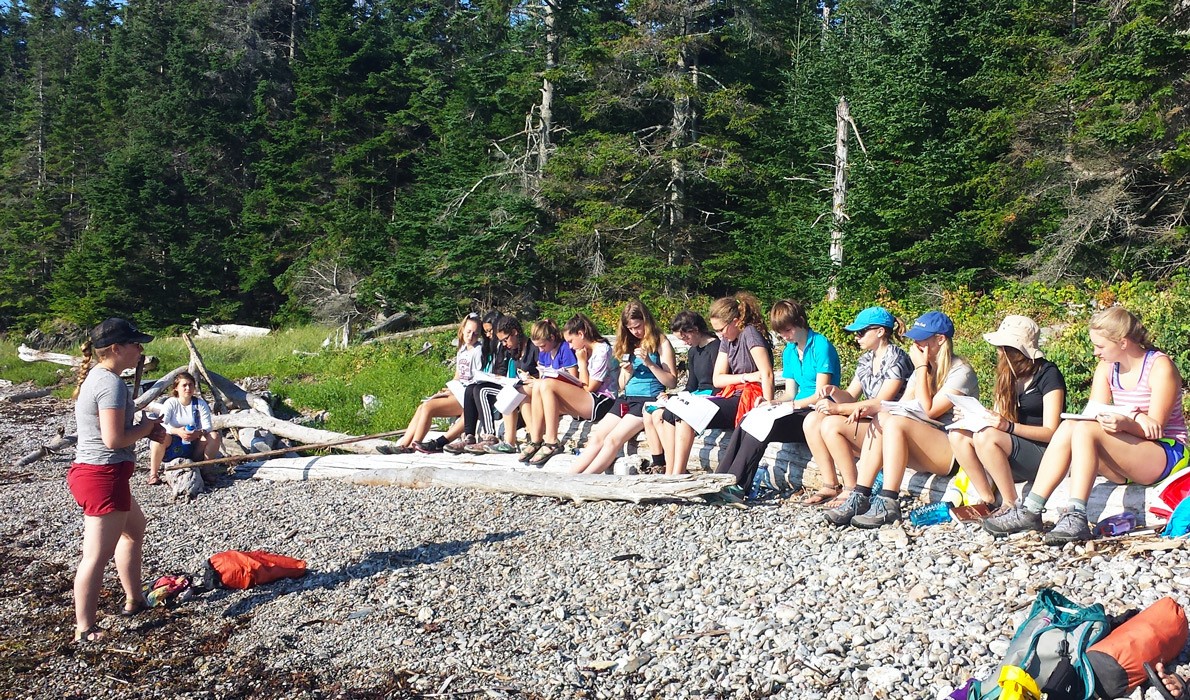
[704, 298, 1184, 546]
[386, 297, 1186, 547]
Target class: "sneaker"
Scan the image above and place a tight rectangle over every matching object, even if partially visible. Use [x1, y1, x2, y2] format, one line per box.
[443, 435, 476, 454]
[413, 439, 442, 454]
[851, 495, 901, 528]
[1044, 510, 1092, 546]
[982, 503, 1043, 537]
[824, 491, 871, 527]
[483, 441, 517, 454]
[465, 436, 498, 455]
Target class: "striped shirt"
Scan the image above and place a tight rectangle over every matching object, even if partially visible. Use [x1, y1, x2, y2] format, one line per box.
[1111, 350, 1188, 444]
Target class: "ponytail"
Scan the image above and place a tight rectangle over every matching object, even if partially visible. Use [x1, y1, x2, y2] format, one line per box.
[72, 340, 94, 400]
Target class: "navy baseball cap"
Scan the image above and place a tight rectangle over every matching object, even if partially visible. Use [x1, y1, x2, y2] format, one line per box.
[91, 318, 154, 348]
[904, 311, 955, 341]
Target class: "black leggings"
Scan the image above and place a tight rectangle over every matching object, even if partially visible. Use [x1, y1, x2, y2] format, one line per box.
[716, 411, 808, 487]
[462, 382, 503, 436]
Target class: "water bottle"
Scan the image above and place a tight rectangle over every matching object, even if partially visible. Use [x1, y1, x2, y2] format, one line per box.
[997, 665, 1041, 700]
[871, 471, 884, 494]
[748, 466, 769, 500]
[908, 501, 952, 527]
[182, 424, 194, 446]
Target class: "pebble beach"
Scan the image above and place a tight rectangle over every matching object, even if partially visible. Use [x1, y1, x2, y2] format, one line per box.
[1, 392, 1187, 699]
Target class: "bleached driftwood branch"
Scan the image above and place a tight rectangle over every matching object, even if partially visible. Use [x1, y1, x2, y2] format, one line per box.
[211, 411, 394, 454]
[361, 323, 456, 346]
[246, 455, 737, 504]
[193, 323, 271, 339]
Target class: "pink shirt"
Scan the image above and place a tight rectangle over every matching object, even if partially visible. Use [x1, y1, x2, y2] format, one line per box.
[1111, 350, 1188, 444]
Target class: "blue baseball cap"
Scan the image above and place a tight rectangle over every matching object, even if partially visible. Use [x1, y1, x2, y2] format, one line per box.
[905, 310, 955, 341]
[843, 306, 896, 332]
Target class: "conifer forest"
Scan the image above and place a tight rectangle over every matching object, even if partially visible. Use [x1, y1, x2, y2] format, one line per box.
[0, 0, 1186, 331]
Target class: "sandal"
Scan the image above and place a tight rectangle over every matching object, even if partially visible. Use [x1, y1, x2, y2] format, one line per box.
[120, 597, 150, 617]
[518, 441, 542, 464]
[147, 477, 164, 486]
[802, 484, 843, 506]
[529, 442, 562, 467]
[73, 625, 106, 644]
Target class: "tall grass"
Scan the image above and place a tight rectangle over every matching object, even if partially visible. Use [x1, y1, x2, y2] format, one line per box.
[0, 325, 457, 434]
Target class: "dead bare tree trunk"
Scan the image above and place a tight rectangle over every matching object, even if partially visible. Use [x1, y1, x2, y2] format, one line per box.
[536, 0, 558, 186]
[182, 333, 226, 414]
[829, 96, 866, 300]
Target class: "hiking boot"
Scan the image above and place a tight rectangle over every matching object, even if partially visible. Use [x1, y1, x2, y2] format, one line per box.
[483, 441, 517, 454]
[443, 435, 476, 454]
[1044, 510, 1092, 546]
[824, 490, 870, 527]
[982, 503, 1042, 537]
[851, 495, 901, 528]
[464, 436, 499, 454]
[413, 439, 442, 454]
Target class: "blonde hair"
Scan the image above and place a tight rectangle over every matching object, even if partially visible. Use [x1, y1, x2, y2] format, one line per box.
[1089, 306, 1155, 350]
[72, 340, 118, 399]
[709, 292, 768, 337]
[993, 347, 1041, 421]
[614, 300, 663, 358]
[530, 319, 562, 345]
[456, 314, 483, 347]
[925, 336, 968, 398]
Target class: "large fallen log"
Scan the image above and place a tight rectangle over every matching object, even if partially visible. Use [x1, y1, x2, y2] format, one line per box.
[135, 366, 188, 408]
[245, 456, 736, 504]
[360, 323, 455, 346]
[0, 387, 52, 403]
[13, 427, 76, 467]
[194, 323, 271, 339]
[359, 312, 412, 341]
[18, 344, 158, 373]
[183, 333, 226, 414]
[211, 411, 396, 454]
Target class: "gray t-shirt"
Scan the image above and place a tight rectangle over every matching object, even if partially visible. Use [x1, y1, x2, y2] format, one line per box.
[720, 325, 772, 374]
[902, 358, 979, 425]
[74, 366, 136, 465]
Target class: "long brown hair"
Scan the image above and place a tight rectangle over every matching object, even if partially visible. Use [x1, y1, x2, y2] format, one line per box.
[72, 340, 117, 400]
[993, 347, 1041, 421]
[614, 300, 663, 358]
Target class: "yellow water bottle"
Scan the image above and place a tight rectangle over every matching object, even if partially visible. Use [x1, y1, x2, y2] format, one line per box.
[998, 665, 1041, 700]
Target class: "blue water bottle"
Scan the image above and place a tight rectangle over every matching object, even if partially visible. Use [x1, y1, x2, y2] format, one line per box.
[909, 501, 952, 527]
[182, 424, 194, 446]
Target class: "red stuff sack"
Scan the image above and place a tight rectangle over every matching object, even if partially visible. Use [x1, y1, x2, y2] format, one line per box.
[1087, 597, 1188, 698]
[208, 550, 307, 590]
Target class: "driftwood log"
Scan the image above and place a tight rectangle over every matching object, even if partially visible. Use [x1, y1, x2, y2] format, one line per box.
[18, 345, 158, 374]
[183, 333, 226, 414]
[211, 411, 397, 454]
[359, 312, 412, 341]
[13, 427, 76, 468]
[134, 366, 188, 408]
[360, 323, 456, 346]
[1, 387, 52, 403]
[246, 456, 736, 504]
[193, 323, 271, 339]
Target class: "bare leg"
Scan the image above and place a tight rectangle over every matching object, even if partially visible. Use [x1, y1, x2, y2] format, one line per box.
[855, 414, 886, 488]
[75, 509, 131, 636]
[658, 419, 676, 467]
[881, 416, 955, 492]
[570, 414, 620, 473]
[671, 421, 697, 475]
[641, 410, 663, 459]
[198, 432, 224, 460]
[148, 440, 166, 482]
[1068, 420, 1167, 501]
[803, 411, 840, 489]
[821, 415, 866, 490]
[114, 499, 146, 611]
[580, 416, 645, 475]
[397, 403, 431, 447]
[970, 429, 1018, 504]
[540, 382, 593, 445]
[947, 430, 997, 504]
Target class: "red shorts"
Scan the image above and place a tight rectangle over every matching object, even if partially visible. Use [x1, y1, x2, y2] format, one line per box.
[67, 461, 135, 517]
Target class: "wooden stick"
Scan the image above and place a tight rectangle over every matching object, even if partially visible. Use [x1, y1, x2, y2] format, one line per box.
[131, 355, 145, 400]
[164, 428, 407, 471]
[182, 333, 226, 414]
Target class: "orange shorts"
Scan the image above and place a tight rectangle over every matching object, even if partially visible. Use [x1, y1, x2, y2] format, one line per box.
[67, 461, 135, 517]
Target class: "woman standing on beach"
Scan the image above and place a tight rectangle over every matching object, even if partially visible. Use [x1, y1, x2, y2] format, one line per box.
[69, 318, 166, 642]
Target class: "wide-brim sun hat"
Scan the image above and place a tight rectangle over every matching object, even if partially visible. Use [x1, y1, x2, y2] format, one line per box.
[90, 318, 154, 349]
[843, 306, 896, 332]
[904, 310, 955, 341]
[983, 315, 1044, 359]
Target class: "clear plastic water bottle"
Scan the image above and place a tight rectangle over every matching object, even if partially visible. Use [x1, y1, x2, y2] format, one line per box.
[909, 501, 952, 527]
[182, 424, 194, 446]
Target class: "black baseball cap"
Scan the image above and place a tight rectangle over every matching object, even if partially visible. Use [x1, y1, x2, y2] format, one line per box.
[90, 318, 154, 348]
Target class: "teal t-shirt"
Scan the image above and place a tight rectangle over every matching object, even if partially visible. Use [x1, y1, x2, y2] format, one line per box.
[782, 329, 841, 401]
